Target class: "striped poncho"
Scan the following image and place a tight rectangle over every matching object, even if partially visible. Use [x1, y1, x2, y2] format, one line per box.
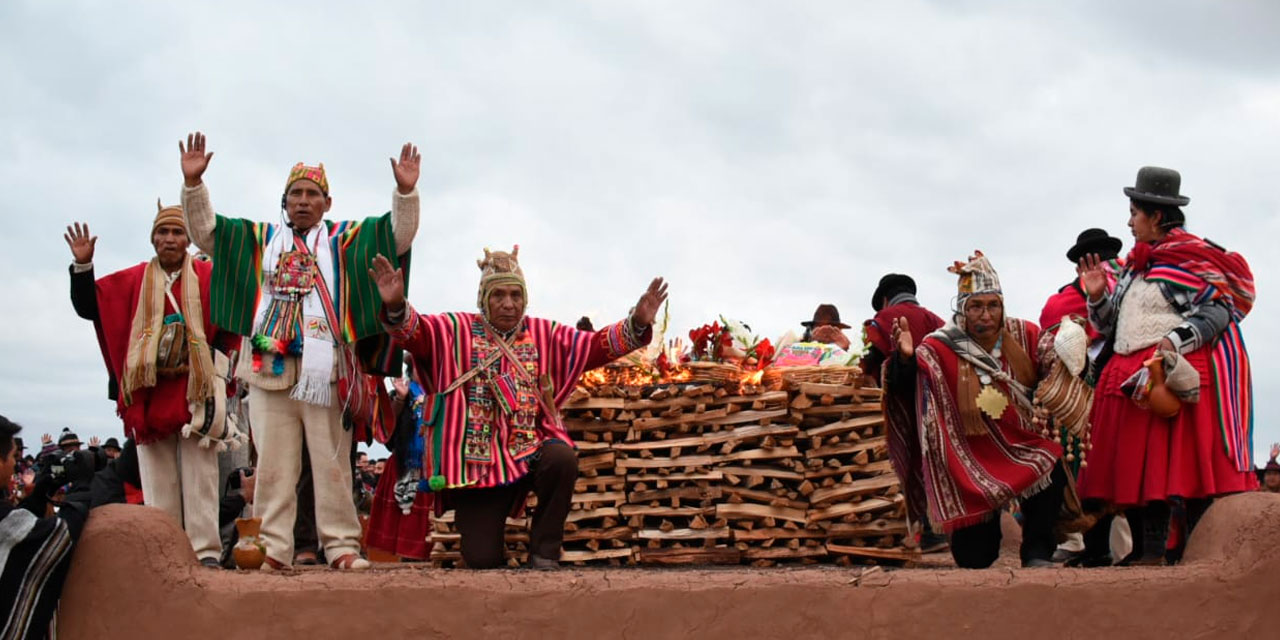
[1, 492, 86, 640]
[386, 305, 651, 489]
[209, 212, 408, 374]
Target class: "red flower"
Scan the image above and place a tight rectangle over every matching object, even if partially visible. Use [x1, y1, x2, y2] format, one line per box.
[753, 338, 775, 370]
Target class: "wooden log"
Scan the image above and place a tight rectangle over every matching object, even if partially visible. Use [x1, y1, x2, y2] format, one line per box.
[743, 546, 828, 560]
[731, 526, 829, 541]
[717, 465, 803, 481]
[635, 527, 731, 541]
[611, 424, 800, 452]
[632, 408, 729, 432]
[617, 455, 721, 470]
[562, 527, 635, 542]
[714, 503, 808, 525]
[629, 486, 723, 503]
[797, 382, 859, 398]
[570, 491, 627, 505]
[803, 436, 887, 460]
[617, 505, 715, 518]
[825, 543, 918, 561]
[722, 487, 807, 509]
[825, 519, 909, 538]
[637, 547, 741, 565]
[565, 507, 620, 523]
[563, 397, 627, 410]
[796, 403, 881, 417]
[578, 451, 617, 471]
[808, 476, 902, 506]
[805, 496, 902, 524]
[803, 414, 884, 438]
[561, 548, 635, 563]
[802, 459, 894, 481]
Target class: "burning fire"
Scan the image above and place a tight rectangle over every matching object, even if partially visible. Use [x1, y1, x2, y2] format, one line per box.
[580, 365, 694, 387]
[740, 369, 764, 386]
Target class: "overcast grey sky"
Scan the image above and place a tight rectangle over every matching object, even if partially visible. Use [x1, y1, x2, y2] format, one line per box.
[2, 1, 1277, 463]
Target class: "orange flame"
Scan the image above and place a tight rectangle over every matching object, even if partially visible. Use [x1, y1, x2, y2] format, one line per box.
[740, 369, 764, 385]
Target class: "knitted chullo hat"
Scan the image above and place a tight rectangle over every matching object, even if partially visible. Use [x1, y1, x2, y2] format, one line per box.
[476, 246, 527, 316]
[285, 162, 329, 195]
[57, 428, 81, 448]
[949, 250, 1002, 310]
[152, 199, 186, 235]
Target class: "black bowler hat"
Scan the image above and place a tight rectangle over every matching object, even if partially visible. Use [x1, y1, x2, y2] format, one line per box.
[871, 273, 917, 312]
[801, 304, 851, 329]
[1124, 166, 1190, 207]
[1066, 228, 1123, 263]
[103, 437, 122, 451]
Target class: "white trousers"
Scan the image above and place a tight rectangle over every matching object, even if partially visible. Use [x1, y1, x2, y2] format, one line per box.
[137, 432, 222, 561]
[249, 386, 362, 565]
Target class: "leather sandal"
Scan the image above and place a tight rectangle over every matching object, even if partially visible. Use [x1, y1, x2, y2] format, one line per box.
[295, 551, 319, 566]
[330, 553, 371, 571]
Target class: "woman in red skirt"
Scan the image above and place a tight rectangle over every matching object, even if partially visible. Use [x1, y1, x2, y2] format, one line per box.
[1076, 166, 1257, 565]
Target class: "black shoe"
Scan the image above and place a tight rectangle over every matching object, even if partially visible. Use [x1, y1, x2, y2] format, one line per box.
[199, 557, 222, 569]
[528, 554, 560, 570]
[1021, 558, 1055, 569]
[1064, 553, 1113, 568]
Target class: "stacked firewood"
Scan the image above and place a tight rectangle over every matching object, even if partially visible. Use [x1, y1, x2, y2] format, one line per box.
[426, 366, 914, 567]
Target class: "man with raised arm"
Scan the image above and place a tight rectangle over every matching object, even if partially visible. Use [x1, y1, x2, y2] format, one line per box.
[367, 248, 666, 568]
[179, 132, 421, 570]
[65, 203, 236, 567]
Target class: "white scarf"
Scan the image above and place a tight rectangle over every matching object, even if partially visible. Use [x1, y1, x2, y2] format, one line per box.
[253, 222, 338, 406]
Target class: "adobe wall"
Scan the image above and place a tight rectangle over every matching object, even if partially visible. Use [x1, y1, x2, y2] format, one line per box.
[57, 493, 1280, 639]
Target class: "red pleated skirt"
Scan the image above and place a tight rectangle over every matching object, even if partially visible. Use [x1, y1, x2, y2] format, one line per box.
[365, 454, 434, 560]
[1077, 346, 1257, 505]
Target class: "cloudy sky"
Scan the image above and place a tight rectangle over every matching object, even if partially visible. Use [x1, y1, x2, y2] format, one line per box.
[2, 1, 1277, 463]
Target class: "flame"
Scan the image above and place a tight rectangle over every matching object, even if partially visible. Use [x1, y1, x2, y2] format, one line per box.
[741, 369, 764, 386]
[580, 365, 694, 387]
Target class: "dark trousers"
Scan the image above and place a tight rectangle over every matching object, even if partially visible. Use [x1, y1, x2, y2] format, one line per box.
[452, 441, 578, 569]
[950, 464, 1067, 568]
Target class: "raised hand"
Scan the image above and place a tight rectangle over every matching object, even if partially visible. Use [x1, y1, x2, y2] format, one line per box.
[632, 277, 669, 327]
[1270, 442, 1279, 461]
[1077, 253, 1108, 302]
[368, 254, 406, 311]
[891, 317, 914, 360]
[88, 436, 101, 447]
[179, 131, 214, 187]
[812, 325, 852, 350]
[64, 222, 97, 264]
[390, 142, 421, 195]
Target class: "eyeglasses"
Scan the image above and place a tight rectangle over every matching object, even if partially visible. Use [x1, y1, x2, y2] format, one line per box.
[964, 302, 1003, 317]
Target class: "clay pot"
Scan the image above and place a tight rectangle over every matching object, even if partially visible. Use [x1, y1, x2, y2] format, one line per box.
[233, 517, 266, 570]
[1142, 357, 1181, 418]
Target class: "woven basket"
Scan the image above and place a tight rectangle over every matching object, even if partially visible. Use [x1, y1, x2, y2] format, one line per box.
[684, 361, 743, 384]
[774, 365, 862, 387]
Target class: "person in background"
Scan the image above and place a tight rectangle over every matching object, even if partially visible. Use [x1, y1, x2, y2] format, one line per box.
[1259, 443, 1280, 494]
[0, 414, 93, 638]
[102, 437, 123, 460]
[861, 273, 945, 385]
[801, 304, 853, 350]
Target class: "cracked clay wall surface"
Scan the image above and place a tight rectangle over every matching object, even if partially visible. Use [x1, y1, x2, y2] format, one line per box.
[57, 494, 1280, 639]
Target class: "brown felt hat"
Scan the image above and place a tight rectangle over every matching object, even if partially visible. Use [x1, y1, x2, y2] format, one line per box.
[802, 304, 850, 329]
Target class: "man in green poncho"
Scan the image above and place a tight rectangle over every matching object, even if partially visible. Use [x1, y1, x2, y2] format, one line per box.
[179, 132, 421, 570]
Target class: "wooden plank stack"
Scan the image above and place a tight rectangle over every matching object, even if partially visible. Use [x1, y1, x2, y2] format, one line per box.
[426, 365, 915, 567]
